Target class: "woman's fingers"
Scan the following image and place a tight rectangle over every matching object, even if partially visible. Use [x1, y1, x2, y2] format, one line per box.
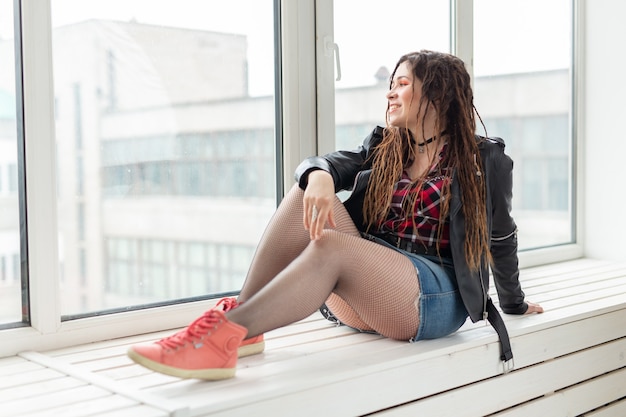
[310, 204, 322, 239]
[308, 203, 333, 240]
[303, 201, 312, 230]
[302, 170, 337, 240]
[303, 196, 334, 240]
[326, 207, 337, 229]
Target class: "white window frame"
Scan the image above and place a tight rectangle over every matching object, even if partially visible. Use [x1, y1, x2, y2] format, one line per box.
[0, 0, 583, 357]
[313, 0, 583, 269]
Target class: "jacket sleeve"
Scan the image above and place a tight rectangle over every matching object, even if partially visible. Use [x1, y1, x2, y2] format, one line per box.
[488, 142, 528, 315]
[294, 126, 382, 192]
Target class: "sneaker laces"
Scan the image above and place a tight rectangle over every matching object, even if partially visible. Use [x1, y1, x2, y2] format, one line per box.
[157, 298, 239, 350]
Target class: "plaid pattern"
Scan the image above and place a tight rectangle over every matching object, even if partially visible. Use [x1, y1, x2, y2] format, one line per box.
[378, 149, 451, 250]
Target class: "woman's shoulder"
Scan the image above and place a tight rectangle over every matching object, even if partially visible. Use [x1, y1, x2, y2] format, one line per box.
[368, 125, 385, 142]
[477, 135, 513, 172]
[477, 135, 506, 149]
[477, 135, 508, 157]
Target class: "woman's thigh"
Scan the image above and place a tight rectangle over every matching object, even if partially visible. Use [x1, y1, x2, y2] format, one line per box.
[326, 234, 467, 341]
[317, 232, 420, 341]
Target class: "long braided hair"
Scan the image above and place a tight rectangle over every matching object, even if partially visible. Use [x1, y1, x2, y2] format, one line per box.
[363, 50, 490, 271]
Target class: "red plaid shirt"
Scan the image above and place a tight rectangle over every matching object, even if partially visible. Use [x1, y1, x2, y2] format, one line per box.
[377, 149, 452, 250]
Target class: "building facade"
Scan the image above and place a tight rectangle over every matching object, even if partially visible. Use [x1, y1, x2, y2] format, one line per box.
[0, 20, 569, 321]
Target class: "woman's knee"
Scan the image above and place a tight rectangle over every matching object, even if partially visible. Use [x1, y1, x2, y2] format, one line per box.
[309, 229, 350, 250]
[284, 183, 304, 202]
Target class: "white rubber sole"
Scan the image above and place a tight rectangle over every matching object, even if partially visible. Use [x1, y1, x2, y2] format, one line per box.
[238, 340, 266, 358]
[127, 348, 236, 380]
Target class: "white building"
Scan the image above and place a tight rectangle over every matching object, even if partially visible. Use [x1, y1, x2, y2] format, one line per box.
[0, 20, 569, 320]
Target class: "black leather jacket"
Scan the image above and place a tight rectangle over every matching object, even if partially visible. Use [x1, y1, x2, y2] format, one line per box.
[294, 126, 528, 325]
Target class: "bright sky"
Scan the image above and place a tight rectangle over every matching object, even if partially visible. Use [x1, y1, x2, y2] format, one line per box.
[1, 0, 571, 95]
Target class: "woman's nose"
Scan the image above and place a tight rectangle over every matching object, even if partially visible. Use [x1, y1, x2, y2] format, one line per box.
[386, 89, 396, 99]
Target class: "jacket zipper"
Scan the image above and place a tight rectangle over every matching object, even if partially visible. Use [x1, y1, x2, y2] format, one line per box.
[491, 228, 518, 242]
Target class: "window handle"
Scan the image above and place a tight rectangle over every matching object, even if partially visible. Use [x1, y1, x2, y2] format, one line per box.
[324, 37, 342, 81]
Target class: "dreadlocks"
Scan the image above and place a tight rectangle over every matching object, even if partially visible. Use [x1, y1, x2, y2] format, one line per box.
[363, 50, 490, 271]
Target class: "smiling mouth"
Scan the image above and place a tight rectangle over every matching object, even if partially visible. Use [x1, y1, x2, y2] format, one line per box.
[388, 104, 400, 113]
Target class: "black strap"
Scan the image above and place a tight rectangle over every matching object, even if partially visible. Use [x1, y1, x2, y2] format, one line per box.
[486, 298, 514, 363]
[319, 304, 341, 325]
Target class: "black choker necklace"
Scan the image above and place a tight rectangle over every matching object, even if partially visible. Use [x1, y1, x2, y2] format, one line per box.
[416, 136, 437, 152]
[416, 130, 447, 153]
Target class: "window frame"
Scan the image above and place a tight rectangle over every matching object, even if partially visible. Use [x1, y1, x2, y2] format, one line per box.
[1, 0, 290, 356]
[314, 0, 583, 269]
[0, 0, 583, 357]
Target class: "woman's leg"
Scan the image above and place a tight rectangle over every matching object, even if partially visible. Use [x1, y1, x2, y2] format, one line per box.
[128, 190, 421, 379]
[324, 293, 374, 331]
[237, 184, 360, 303]
[227, 229, 421, 341]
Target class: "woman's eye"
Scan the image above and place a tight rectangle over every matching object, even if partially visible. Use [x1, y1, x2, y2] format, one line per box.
[391, 81, 409, 90]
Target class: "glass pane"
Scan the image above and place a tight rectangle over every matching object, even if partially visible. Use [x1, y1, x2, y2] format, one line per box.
[474, 0, 573, 250]
[50, 0, 277, 317]
[333, 0, 450, 151]
[0, 0, 25, 325]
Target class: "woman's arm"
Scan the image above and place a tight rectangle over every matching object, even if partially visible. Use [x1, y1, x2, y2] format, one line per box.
[294, 126, 383, 240]
[487, 140, 543, 315]
[294, 126, 383, 192]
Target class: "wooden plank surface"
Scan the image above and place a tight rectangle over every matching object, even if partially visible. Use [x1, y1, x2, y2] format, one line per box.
[1, 385, 112, 416]
[373, 338, 626, 416]
[584, 398, 626, 417]
[0, 259, 624, 417]
[491, 367, 626, 417]
[146, 309, 626, 417]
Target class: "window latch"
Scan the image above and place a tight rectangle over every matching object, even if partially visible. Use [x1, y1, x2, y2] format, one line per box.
[324, 36, 341, 81]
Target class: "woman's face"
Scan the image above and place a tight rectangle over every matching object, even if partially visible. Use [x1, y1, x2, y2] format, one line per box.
[386, 61, 426, 133]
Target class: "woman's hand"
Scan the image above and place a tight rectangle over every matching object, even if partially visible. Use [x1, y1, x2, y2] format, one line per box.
[524, 301, 544, 315]
[303, 170, 337, 240]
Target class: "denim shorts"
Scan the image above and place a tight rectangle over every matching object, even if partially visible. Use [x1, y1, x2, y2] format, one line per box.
[367, 235, 468, 341]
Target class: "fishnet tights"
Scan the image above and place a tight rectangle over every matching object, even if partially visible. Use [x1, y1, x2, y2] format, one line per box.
[228, 185, 420, 341]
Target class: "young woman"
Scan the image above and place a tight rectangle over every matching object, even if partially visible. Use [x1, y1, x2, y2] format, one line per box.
[127, 50, 543, 380]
